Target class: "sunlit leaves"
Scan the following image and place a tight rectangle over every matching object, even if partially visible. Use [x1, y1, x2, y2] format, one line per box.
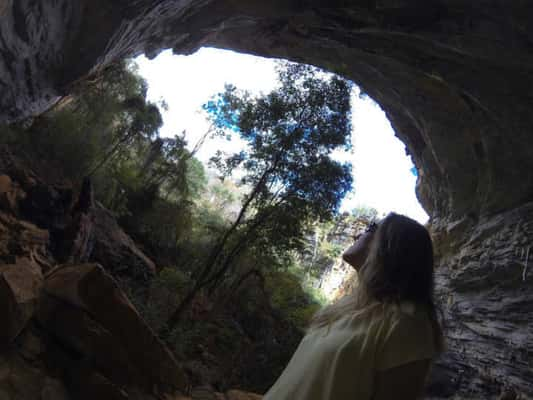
[202, 61, 354, 265]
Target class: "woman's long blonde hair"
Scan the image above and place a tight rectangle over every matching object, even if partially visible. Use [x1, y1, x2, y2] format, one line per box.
[309, 212, 444, 353]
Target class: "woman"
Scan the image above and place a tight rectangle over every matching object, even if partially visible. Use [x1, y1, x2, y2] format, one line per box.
[263, 212, 444, 400]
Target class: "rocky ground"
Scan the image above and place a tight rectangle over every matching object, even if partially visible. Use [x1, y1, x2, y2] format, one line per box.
[0, 146, 265, 399]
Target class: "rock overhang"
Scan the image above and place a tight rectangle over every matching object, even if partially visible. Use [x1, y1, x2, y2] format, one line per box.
[1, 0, 533, 232]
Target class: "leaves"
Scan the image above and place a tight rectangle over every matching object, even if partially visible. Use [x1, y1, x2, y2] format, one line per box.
[191, 61, 354, 292]
[203, 61, 353, 251]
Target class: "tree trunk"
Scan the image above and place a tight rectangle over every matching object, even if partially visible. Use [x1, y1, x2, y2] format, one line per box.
[165, 165, 275, 331]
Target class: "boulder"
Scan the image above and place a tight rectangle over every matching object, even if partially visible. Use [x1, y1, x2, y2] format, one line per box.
[165, 388, 263, 400]
[0, 147, 38, 191]
[19, 182, 73, 231]
[0, 175, 11, 194]
[54, 178, 95, 264]
[168, 389, 262, 400]
[0, 174, 25, 214]
[91, 205, 156, 282]
[225, 390, 262, 400]
[16, 327, 44, 362]
[39, 263, 186, 394]
[0, 211, 50, 268]
[0, 350, 69, 400]
[0, 257, 43, 347]
[66, 366, 129, 400]
[0, 350, 54, 400]
[40, 377, 70, 400]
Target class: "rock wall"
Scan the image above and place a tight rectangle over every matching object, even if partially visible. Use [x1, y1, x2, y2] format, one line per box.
[0, 147, 188, 399]
[1, 1, 533, 398]
[428, 204, 533, 398]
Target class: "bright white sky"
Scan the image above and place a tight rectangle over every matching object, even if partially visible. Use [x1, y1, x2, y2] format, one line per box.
[135, 48, 428, 223]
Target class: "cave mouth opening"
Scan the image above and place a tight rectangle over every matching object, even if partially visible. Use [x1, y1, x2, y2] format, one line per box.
[134, 47, 428, 225]
[134, 46, 429, 305]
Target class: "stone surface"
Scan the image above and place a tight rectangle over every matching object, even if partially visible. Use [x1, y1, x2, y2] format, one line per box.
[170, 389, 262, 400]
[0, 147, 155, 282]
[19, 182, 73, 231]
[0, 175, 11, 193]
[0, 350, 51, 400]
[427, 202, 533, 398]
[0, 257, 43, 347]
[40, 263, 186, 393]
[225, 390, 262, 400]
[0, 211, 50, 265]
[54, 177, 95, 264]
[91, 204, 156, 282]
[41, 377, 70, 400]
[0, 150, 187, 399]
[0, 147, 38, 191]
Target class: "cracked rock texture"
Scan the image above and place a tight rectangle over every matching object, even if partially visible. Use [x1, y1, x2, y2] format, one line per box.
[1, 1, 533, 398]
[0, 148, 187, 399]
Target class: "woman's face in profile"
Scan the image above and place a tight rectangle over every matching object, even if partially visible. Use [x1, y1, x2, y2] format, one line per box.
[343, 222, 378, 271]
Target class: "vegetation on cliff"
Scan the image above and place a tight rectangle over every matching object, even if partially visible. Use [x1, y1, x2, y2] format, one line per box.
[1, 59, 373, 392]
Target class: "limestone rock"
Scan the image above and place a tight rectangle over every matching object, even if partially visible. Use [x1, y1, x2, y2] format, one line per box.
[40, 377, 70, 400]
[91, 205, 156, 282]
[225, 390, 262, 400]
[170, 389, 262, 400]
[0, 187, 20, 215]
[0, 147, 38, 192]
[0, 211, 50, 267]
[54, 177, 95, 264]
[0, 153, 183, 399]
[19, 182, 73, 231]
[16, 328, 44, 362]
[190, 386, 218, 400]
[40, 263, 186, 394]
[0, 350, 51, 400]
[66, 366, 129, 400]
[430, 202, 533, 398]
[0, 175, 11, 194]
[0, 174, 25, 214]
[0, 257, 43, 347]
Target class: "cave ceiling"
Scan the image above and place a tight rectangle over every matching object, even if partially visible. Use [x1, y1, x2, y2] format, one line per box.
[1, 0, 533, 224]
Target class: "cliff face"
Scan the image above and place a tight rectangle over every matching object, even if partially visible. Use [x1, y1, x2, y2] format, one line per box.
[1, 1, 533, 398]
[0, 147, 187, 399]
[427, 204, 533, 398]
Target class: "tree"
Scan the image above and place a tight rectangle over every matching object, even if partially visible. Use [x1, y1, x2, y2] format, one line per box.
[166, 62, 353, 329]
[8, 60, 209, 263]
[295, 205, 380, 286]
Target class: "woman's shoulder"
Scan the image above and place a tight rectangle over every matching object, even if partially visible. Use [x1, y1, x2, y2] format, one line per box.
[372, 301, 435, 353]
[374, 301, 437, 371]
[382, 300, 431, 324]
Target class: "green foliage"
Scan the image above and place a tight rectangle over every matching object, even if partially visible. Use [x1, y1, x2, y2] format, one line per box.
[5, 60, 163, 183]
[185, 62, 354, 300]
[282, 206, 379, 304]
[127, 266, 191, 334]
[169, 322, 209, 360]
[4, 59, 212, 271]
[206, 62, 353, 224]
[265, 269, 322, 330]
